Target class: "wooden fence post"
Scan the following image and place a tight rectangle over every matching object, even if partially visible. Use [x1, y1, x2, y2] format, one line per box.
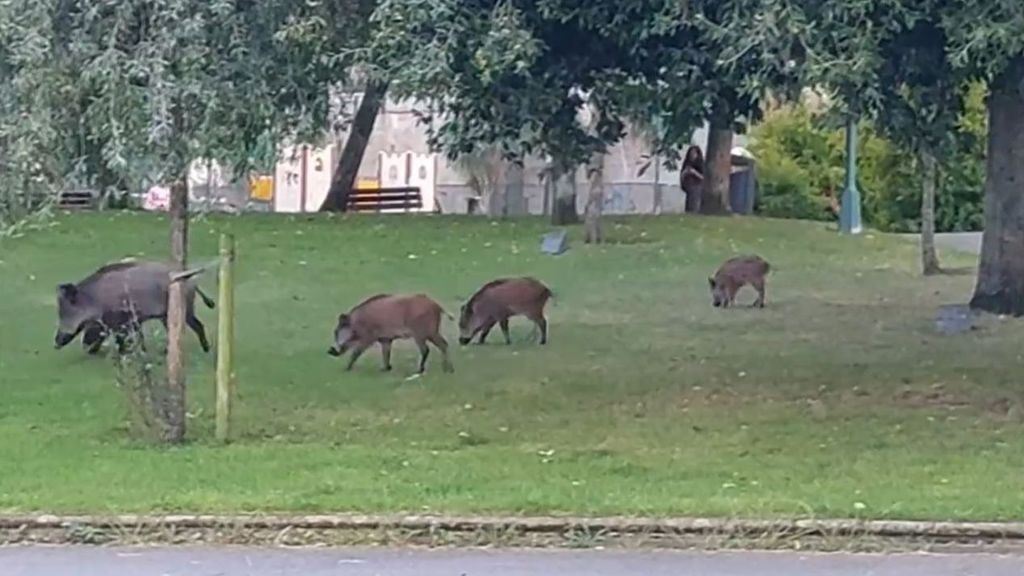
[215, 233, 236, 442]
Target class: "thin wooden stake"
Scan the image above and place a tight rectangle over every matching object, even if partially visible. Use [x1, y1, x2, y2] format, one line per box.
[215, 233, 236, 443]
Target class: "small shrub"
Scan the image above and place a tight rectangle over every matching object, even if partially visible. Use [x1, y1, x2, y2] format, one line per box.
[754, 153, 830, 221]
[110, 330, 183, 444]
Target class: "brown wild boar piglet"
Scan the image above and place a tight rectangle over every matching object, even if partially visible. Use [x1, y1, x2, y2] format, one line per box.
[459, 276, 552, 345]
[708, 255, 771, 308]
[328, 293, 454, 374]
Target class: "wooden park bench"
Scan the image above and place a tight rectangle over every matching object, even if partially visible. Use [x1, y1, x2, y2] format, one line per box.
[346, 186, 423, 213]
[57, 189, 99, 211]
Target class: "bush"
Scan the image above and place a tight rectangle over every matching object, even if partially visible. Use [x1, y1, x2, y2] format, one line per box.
[754, 152, 831, 221]
[749, 86, 986, 233]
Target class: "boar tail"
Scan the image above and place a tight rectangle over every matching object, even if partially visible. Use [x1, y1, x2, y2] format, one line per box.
[196, 287, 216, 309]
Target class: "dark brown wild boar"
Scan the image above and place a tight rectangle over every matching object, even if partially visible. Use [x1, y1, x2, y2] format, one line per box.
[328, 293, 454, 374]
[458, 277, 552, 345]
[55, 260, 215, 354]
[708, 255, 771, 308]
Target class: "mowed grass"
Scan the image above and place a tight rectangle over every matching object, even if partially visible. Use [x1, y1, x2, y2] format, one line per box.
[1, 211, 1023, 521]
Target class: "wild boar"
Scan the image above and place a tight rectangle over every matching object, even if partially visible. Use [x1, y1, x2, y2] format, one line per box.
[708, 255, 771, 308]
[55, 260, 215, 354]
[458, 276, 552, 345]
[327, 293, 454, 374]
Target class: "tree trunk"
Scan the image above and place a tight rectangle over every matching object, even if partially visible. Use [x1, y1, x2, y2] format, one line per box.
[552, 167, 579, 225]
[319, 80, 388, 212]
[920, 151, 942, 276]
[702, 118, 733, 215]
[969, 57, 1024, 316]
[584, 152, 604, 243]
[542, 161, 556, 217]
[487, 160, 508, 217]
[653, 155, 663, 215]
[164, 176, 188, 444]
[504, 162, 525, 216]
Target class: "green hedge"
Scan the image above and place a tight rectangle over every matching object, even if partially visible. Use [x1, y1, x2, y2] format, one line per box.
[749, 84, 986, 233]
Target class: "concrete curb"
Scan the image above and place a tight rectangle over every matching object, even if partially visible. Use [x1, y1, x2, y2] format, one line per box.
[4, 514, 1024, 542]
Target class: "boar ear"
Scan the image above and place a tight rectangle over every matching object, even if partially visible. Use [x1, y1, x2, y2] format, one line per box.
[57, 283, 78, 302]
[337, 313, 350, 324]
[707, 277, 716, 288]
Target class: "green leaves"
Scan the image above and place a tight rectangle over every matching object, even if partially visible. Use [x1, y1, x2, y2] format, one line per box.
[473, 3, 540, 85]
[0, 0, 66, 226]
[1, 0, 380, 217]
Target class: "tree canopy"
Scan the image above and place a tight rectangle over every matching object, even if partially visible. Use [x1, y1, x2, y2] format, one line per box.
[793, 0, 1024, 312]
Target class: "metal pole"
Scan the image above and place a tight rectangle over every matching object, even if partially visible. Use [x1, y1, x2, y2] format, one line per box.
[215, 233, 236, 443]
[839, 115, 863, 234]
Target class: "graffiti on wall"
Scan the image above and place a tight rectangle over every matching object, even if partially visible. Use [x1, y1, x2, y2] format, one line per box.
[603, 185, 639, 214]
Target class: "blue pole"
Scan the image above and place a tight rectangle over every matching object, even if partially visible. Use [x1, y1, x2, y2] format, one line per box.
[839, 115, 863, 235]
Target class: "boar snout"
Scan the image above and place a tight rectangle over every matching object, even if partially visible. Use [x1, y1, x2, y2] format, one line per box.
[54, 331, 76, 349]
[458, 336, 472, 346]
[327, 341, 351, 357]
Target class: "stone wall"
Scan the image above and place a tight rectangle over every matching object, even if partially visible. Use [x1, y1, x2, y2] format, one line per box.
[334, 95, 715, 215]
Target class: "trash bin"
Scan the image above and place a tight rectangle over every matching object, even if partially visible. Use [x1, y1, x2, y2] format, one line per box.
[729, 165, 756, 215]
[728, 147, 757, 215]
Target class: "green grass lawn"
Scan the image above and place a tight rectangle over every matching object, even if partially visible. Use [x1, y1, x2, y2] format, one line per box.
[1, 212, 1023, 521]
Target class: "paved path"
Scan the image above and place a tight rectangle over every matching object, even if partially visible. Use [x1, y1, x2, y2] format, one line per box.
[901, 232, 982, 255]
[4, 546, 1024, 576]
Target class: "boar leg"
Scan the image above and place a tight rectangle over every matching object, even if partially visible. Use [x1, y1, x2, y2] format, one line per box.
[499, 318, 511, 345]
[477, 318, 497, 344]
[186, 313, 212, 353]
[428, 334, 455, 373]
[725, 285, 739, 308]
[82, 323, 108, 355]
[379, 339, 393, 371]
[114, 320, 145, 354]
[527, 313, 548, 345]
[414, 338, 431, 373]
[345, 341, 371, 371]
[752, 278, 766, 308]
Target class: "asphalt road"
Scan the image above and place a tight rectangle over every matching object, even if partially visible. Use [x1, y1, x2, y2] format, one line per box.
[902, 232, 983, 255]
[4, 546, 1024, 576]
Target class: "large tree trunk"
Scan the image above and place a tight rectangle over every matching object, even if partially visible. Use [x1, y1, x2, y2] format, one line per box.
[504, 162, 525, 216]
[542, 161, 557, 216]
[969, 57, 1024, 316]
[319, 80, 388, 212]
[920, 151, 942, 276]
[584, 152, 604, 243]
[702, 117, 733, 215]
[487, 161, 515, 217]
[552, 166, 579, 225]
[164, 176, 188, 444]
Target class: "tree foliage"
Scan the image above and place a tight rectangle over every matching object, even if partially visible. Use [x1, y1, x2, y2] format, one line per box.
[796, 0, 1024, 312]
[0, 0, 70, 231]
[369, 0, 625, 171]
[0, 0, 371, 224]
